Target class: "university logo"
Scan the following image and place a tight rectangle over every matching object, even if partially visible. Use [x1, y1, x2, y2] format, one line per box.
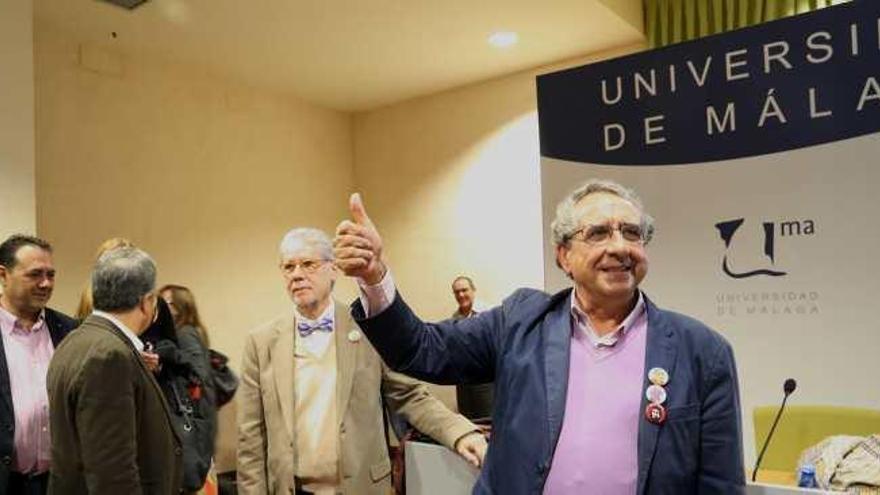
[715, 217, 815, 279]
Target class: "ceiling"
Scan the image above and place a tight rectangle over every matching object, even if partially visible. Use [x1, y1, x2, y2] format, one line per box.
[34, 0, 645, 112]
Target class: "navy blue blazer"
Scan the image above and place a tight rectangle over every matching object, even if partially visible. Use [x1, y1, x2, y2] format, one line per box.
[353, 288, 745, 494]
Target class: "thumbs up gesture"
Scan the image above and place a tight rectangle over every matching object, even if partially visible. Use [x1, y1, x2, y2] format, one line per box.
[334, 193, 387, 285]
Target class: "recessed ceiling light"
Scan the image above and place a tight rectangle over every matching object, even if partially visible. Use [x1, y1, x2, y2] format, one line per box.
[488, 31, 519, 48]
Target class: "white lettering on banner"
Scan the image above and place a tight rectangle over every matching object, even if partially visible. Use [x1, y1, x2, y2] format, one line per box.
[763, 41, 793, 73]
[726, 49, 750, 81]
[707, 103, 736, 134]
[806, 32, 834, 63]
[635, 70, 657, 100]
[852, 23, 860, 56]
[601, 77, 622, 105]
[857, 77, 880, 111]
[686, 57, 712, 87]
[603, 123, 626, 150]
[590, 16, 880, 152]
[644, 115, 667, 145]
[758, 89, 788, 127]
[809, 88, 832, 119]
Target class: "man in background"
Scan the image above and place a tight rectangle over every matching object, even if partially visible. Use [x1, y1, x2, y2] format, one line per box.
[47, 247, 182, 494]
[237, 228, 485, 495]
[0, 235, 77, 495]
[451, 276, 477, 319]
[450, 276, 494, 421]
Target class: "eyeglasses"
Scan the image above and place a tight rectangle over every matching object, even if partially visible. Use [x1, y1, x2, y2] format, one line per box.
[281, 258, 329, 275]
[568, 222, 646, 246]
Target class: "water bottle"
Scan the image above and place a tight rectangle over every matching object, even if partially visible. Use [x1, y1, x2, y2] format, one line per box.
[797, 463, 818, 488]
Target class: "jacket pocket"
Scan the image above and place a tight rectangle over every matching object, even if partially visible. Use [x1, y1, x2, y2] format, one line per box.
[369, 458, 391, 482]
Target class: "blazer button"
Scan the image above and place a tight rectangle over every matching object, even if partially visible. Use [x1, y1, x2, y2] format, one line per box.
[175, 447, 182, 456]
[2, 455, 11, 465]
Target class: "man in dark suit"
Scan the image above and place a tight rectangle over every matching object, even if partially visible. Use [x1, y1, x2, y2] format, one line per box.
[0, 235, 77, 495]
[334, 179, 745, 494]
[47, 247, 183, 494]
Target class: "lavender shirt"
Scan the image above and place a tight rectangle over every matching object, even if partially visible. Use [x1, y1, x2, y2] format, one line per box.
[0, 306, 53, 474]
[543, 293, 648, 495]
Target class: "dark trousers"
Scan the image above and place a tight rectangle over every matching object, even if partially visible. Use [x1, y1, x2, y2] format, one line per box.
[8, 471, 49, 495]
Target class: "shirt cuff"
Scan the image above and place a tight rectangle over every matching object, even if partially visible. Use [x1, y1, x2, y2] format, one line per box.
[357, 269, 396, 317]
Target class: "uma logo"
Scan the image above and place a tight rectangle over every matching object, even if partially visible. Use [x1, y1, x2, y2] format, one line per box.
[715, 218, 815, 278]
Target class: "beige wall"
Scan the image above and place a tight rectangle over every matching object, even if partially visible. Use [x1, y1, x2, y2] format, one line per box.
[32, 15, 641, 410]
[34, 21, 356, 369]
[0, 0, 36, 239]
[352, 44, 642, 406]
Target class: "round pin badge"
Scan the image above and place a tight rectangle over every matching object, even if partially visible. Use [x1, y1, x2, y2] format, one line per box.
[645, 403, 667, 425]
[645, 384, 667, 404]
[648, 367, 669, 386]
[347, 329, 362, 343]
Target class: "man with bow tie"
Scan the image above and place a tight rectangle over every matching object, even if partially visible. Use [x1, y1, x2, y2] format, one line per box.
[237, 228, 484, 495]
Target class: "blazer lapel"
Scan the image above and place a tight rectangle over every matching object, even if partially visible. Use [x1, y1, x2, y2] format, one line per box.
[334, 300, 357, 426]
[270, 312, 297, 442]
[636, 298, 679, 494]
[544, 292, 573, 463]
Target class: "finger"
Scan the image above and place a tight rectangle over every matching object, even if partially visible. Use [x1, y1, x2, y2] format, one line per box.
[333, 258, 369, 272]
[335, 219, 363, 237]
[333, 234, 373, 251]
[460, 448, 480, 468]
[349, 193, 375, 229]
[333, 246, 375, 261]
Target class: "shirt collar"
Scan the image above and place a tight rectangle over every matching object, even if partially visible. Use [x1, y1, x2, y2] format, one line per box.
[0, 304, 47, 336]
[570, 290, 645, 348]
[92, 310, 144, 352]
[294, 300, 335, 327]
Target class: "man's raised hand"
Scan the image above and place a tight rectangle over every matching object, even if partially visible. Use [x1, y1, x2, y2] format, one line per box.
[334, 193, 386, 284]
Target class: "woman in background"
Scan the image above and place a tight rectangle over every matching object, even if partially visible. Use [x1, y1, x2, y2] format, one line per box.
[157, 284, 217, 495]
[74, 237, 134, 320]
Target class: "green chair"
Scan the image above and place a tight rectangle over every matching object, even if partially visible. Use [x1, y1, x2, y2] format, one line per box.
[753, 405, 880, 472]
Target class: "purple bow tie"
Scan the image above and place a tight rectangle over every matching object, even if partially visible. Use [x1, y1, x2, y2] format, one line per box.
[297, 316, 333, 337]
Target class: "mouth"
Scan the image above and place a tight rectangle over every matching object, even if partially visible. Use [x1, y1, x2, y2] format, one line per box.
[599, 263, 632, 273]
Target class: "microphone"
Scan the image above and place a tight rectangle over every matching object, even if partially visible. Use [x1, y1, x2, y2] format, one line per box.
[752, 378, 797, 482]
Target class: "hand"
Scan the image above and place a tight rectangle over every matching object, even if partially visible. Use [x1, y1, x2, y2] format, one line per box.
[334, 193, 386, 285]
[140, 350, 161, 373]
[454, 431, 488, 469]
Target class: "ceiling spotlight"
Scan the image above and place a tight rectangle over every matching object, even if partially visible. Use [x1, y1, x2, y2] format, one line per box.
[488, 31, 519, 48]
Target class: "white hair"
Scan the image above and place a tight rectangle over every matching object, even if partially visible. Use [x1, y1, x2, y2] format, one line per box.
[279, 228, 333, 260]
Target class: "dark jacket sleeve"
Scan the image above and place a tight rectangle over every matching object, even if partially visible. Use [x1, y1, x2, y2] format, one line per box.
[156, 326, 217, 407]
[353, 289, 537, 385]
[698, 339, 746, 492]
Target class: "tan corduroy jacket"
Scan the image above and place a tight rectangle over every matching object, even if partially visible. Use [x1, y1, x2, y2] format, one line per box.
[236, 300, 475, 495]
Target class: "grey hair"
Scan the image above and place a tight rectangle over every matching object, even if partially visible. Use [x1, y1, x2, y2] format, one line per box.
[550, 178, 655, 247]
[91, 247, 157, 312]
[279, 228, 333, 260]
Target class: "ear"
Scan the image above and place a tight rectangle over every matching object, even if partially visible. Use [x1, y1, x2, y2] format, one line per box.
[556, 244, 572, 278]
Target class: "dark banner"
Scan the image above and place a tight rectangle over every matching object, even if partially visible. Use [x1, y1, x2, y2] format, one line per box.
[537, 0, 880, 165]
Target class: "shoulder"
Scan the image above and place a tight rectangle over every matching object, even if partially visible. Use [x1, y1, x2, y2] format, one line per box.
[501, 287, 569, 317]
[45, 307, 78, 332]
[649, 300, 733, 357]
[177, 324, 205, 345]
[245, 313, 289, 346]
